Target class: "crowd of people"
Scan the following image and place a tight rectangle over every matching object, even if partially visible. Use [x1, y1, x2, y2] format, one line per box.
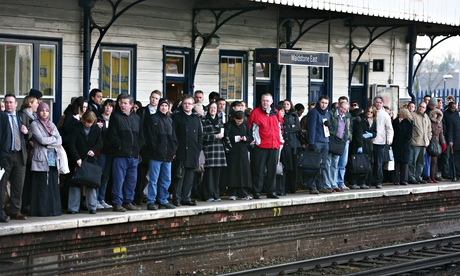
[0, 89, 456, 223]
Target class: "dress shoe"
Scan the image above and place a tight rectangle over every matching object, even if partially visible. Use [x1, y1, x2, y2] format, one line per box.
[418, 180, 427, 184]
[112, 204, 127, 212]
[267, 193, 279, 199]
[253, 193, 262, 199]
[183, 201, 197, 206]
[432, 179, 438, 183]
[319, 189, 332, 193]
[172, 199, 181, 207]
[67, 210, 78, 214]
[0, 216, 10, 223]
[147, 203, 158, 210]
[360, 184, 370, 189]
[122, 203, 141, 210]
[159, 203, 176, 209]
[427, 179, 435, 183]
[334, 187, 343, 192]
[400, 182, 408, 186]
[89, 210, 96, 214]
[11, 212, 27, 220]
[408, 180, 419, 184]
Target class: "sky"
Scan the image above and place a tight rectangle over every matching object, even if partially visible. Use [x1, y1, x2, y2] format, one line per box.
[418, 36, 460, 59]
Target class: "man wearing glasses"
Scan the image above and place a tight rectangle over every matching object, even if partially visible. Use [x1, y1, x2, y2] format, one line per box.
[408, 102, 432, 184]
[372, 96, 394, 188]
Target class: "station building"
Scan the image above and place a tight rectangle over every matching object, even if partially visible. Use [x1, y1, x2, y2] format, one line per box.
[0, 0, 459, 122]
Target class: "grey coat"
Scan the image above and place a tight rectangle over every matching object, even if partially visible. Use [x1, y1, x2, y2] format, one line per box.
[30, 120, 63, 172]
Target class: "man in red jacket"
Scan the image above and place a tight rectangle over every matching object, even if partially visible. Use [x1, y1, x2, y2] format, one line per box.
[248, 93, 284, 199]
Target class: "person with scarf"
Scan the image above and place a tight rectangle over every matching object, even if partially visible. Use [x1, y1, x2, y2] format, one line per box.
[29, 103, 63, 216]
[18, 95, 38, 214]
[201, 102, 227, 202]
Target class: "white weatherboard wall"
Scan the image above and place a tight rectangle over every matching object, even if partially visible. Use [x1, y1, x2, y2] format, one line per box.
[0, 0, 411, 110]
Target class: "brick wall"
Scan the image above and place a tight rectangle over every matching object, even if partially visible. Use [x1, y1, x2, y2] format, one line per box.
[1, 190, 460, 275]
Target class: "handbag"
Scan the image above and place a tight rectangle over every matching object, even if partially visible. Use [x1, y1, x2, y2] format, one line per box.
[298, 149, 321, 170]
[349, 154, 372, 174]
[276, 162, 284, 175]
[427, 140, 442, 156]
[329, 135, 346, 155]
[71, 157, 102, 188]
[194, 150, 205, 173]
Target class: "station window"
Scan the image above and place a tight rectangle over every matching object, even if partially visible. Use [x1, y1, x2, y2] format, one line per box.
[351, 64, 365, 86]
[0, 38, 59, 118]
[100, 44, 135, 99]
[166, 55, 185, 77]
[219, 51, 247, 102]
[255, 62, 270, 81]
[310, 67, 324, 82]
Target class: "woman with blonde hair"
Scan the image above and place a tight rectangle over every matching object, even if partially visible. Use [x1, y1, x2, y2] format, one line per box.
[392, 108, 413, 185]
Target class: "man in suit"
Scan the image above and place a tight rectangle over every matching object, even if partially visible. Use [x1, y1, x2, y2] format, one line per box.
[1, 94, 28, 220]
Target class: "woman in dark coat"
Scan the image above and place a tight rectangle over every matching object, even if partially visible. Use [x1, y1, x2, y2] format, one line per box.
[392, 108, 413, 185]
[348, 106, 377, 189]
[282, 99, 302, 194]
[224, 111, 253, 200]
[66, 110, 103, 214]
[201, 102, 227, 202]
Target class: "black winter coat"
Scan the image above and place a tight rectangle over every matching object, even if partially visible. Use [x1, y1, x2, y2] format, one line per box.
[223, 120, 252, 188]
[349, 114, 377, 157]
[106, 110, 143, 158]
[172, 110, 203, 169]
[392, 118, 413, 163]
[143, 112, 178, 162]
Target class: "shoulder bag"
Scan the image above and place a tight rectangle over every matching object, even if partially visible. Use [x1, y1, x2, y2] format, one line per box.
[298, 149, 321, 170]
[329, 135, 346, 155]
[427, 140, 442, 156]
[71, 157, 102, 188]
[349, 154, 372, 174]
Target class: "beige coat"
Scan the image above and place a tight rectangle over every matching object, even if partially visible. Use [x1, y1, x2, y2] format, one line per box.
[411, 111, 432, 147]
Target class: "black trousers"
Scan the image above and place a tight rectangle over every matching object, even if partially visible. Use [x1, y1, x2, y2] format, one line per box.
[393, 161, 409, 184]
[251, 147, 278, 194]
[174, 168, 195, 203]
[202, 167, 221, 200]
[1, 151, 26, 215]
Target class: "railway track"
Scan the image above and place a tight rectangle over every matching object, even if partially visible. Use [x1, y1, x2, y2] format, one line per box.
[221, 235, 460, 276]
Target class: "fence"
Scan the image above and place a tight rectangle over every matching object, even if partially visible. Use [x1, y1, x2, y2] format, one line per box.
[415, 88, 460, 105]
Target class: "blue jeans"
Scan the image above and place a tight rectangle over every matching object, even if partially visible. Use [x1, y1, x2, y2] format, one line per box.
[112, 157, 138, 205]
[147, 159, 172, 205]
[97, 153, 113, 202]
[325, 153, 340, 189]
[68, 186, 97, 212]
[373, 144, 385, 185]
[337, 141, 349, 187]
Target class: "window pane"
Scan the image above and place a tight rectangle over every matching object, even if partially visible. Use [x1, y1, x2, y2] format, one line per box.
[255, 62, 270, 80]
[40, 45, 55, 96]
[220, 56, 243, 101]
[166, 55, 184, 76]
[352, 64, 364, 85]
[101, 49, 131, 98]
[0, 44, 32, 96]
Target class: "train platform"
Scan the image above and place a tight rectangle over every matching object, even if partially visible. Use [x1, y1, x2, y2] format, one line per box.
[1, 181, 460, 275]
[1, 181, 459, 236]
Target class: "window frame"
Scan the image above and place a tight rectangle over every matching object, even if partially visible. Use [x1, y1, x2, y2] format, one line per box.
[99, 43, 137, 100]
[219, 50, 248, 103]
[0, 34, 62, 122]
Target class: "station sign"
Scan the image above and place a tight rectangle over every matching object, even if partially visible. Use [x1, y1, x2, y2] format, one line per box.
[278, 49, 329, 67]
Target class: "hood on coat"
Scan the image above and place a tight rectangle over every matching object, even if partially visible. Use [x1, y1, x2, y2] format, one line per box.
[429, 108, 443, 123]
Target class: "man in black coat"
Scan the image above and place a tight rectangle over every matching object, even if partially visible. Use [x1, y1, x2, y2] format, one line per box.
[172, 95, 203, 206]
[448, 102, 460, 180]
[144, 98, 178, 210]
[106, 94, 144, 212]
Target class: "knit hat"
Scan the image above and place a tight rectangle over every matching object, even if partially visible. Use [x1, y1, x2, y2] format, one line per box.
[428, 97, 437, 107]
[29, 88, 43, 99]
[158, 98, 170, 106]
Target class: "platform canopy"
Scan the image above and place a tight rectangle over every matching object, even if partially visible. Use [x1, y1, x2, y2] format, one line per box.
[249, 0, 460, 27]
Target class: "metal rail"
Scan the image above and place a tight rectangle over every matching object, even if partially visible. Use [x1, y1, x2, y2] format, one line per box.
[220, 235, 460, 276]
